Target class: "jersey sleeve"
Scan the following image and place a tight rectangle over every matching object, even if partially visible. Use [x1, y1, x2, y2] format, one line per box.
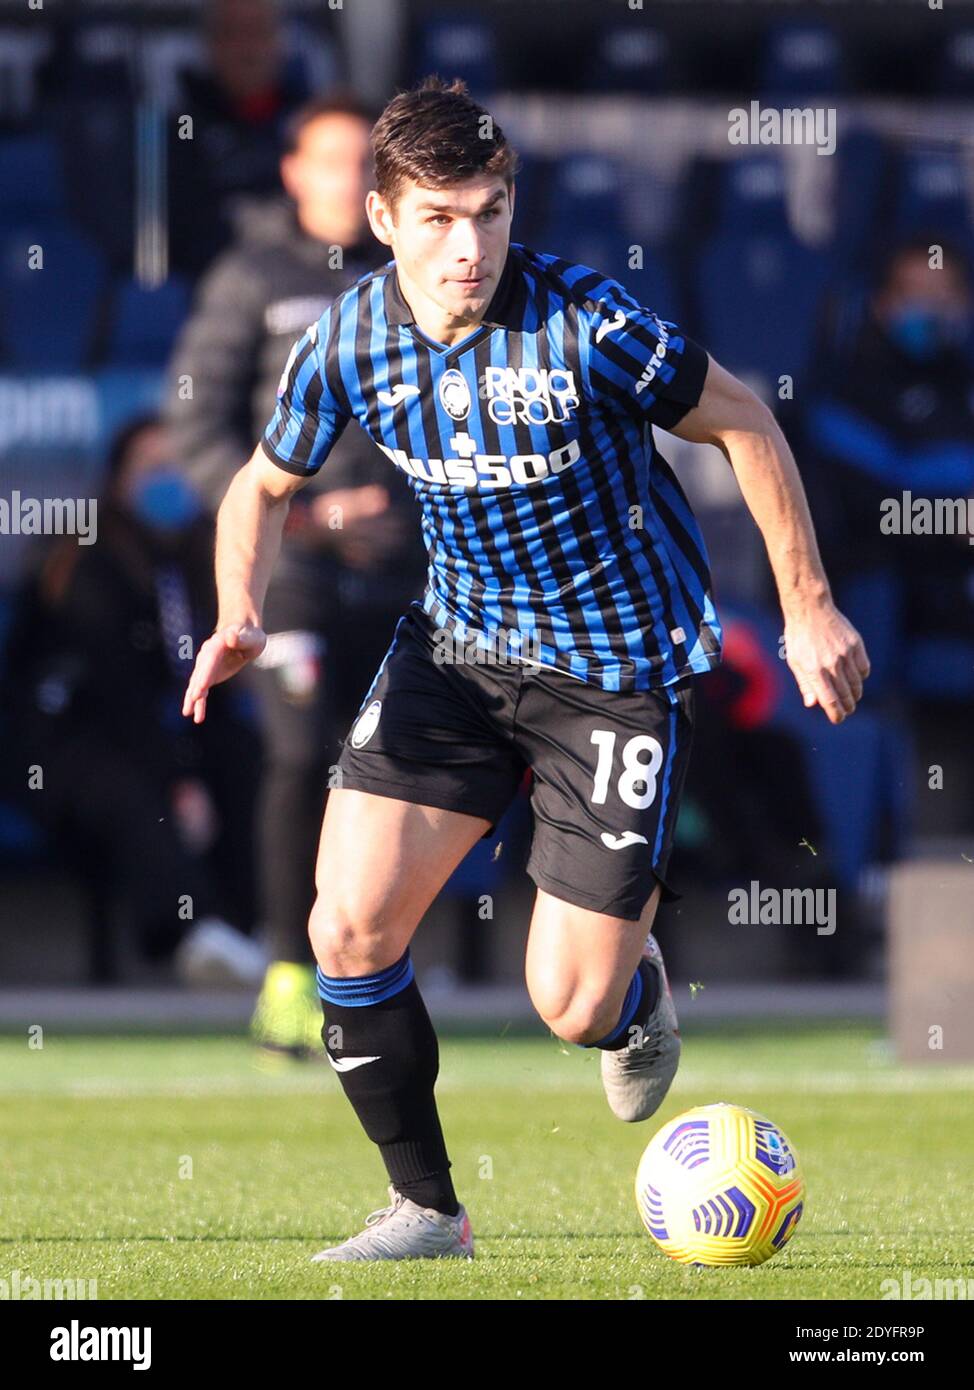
[584, 286, 710, 431]
[260, 310, 349, 476]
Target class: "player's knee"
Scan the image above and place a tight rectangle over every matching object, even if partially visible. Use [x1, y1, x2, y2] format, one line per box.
[537, 993, 622, 1046]
[307, 899, 388, 976]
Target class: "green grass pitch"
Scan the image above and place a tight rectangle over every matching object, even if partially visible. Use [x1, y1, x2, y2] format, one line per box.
[2, 1022, 971, 1300]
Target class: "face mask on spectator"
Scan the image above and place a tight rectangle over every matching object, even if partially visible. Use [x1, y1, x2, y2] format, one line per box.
[884, 300, 969, 362]
[129, 470, 202, 533]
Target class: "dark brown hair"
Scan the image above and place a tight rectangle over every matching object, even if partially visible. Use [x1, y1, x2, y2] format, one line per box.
[282, 91, 378, 156]
[371, 75, 518, 210]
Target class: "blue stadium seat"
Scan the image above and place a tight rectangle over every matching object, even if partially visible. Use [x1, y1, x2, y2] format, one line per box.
[55, 97, 135, 271]
[539, 153, 630, 273]
[615, 254, 682, 324]
[0, 134, 65, 227]
[105, 276, 191, 367]
[696, 232, 831, 389]
[831, 129, 895, 277]
[0, 221, 107, 369]
[508, 151, 545, 245]
[94, 368, 165, 456]
[545, 153, 626, 234]
[584, 24, 674, 93]
[714, 154, 791, 237]
[893, 147, 971, 240]
[759, 20, 847, 98]
[416, 14, 498, 95]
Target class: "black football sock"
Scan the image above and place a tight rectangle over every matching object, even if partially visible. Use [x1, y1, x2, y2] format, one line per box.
[317, 949, 460, 1217]
[580, 956, 661, 1052]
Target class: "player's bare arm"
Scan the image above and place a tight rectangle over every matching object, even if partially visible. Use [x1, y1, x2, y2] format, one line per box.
[181, 445, 311, 724]
[670, 354, 871, 725]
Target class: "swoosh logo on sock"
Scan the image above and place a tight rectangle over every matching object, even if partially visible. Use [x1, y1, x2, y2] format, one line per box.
[600, 830, 649, 850]
[327, 1055, 382, 1072]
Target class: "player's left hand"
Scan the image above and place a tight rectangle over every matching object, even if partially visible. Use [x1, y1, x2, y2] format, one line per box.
[782, 602, 870, 725]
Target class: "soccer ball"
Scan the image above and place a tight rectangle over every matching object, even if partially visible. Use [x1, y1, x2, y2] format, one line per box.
[635, 1102, 805, 1267]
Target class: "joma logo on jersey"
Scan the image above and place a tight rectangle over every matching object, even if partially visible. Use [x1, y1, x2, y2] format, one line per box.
[633, 319, 670, 395]
[480, 367, 579, 425]
[376, 437, 581, 489]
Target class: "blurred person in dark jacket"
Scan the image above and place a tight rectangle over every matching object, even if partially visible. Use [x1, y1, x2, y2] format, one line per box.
[798, 234, 974, 831]
[165, 93, 426, 1057]
[169, 0, 313, 275]
[1, 417, 266, 986]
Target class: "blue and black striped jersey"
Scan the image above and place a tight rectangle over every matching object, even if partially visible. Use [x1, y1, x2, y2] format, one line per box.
[261, 242, 722, 692]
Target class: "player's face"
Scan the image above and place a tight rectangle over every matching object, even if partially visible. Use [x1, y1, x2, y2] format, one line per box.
[370, 176, 514, 329]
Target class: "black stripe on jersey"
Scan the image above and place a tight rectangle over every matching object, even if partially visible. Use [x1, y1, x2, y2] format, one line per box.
[529, 285, 638, 672]
[494, 261, 653, 678]
[265, 336, 325, 472]
[498, 292, 598, 670]
[648, 456, 714, 638]
[410, 329, 505, 635]
[516, 282, 630, 667]
[322, 308, 353, 420]
[584, 398, 677, 689]
[356, 280, 382, 438]
[469, 333, 546, 635]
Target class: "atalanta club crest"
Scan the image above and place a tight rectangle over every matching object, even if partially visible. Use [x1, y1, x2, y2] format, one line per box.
[350, 699, 382, 749]
[438, 369, 471, 421]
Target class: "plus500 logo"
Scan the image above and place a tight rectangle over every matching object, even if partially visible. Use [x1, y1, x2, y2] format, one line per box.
[481, 367, 579, 425]
[377, 438, 581, 488]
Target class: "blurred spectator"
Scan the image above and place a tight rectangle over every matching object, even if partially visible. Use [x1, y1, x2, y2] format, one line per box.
[0, 417, 265, 986]
[798, 234, 974, 832]
[164, 93, 427, 1054]
[169, 0, 313, 276]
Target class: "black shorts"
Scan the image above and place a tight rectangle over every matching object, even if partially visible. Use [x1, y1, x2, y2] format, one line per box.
[335, 604, 695, 921]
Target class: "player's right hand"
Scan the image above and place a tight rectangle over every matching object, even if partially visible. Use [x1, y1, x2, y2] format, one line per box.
[181, 622, 266, 724]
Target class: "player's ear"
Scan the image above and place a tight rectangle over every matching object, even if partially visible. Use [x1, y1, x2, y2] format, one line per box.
[365, 189, 394, 247]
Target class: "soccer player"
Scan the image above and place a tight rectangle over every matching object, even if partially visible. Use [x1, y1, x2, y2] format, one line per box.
[182, 77, 869, 1262]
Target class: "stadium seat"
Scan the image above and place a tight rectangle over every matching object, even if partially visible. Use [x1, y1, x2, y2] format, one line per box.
[0, 221, 106, 369]
[544, 153, 626, 236]
[0, 134, 66, 228]
[714, 154, 791, 237]
[0, 25, 51, 123]
[538, 153, 637, 279]
[105, 276, 191, 367]
[584, 23, 675, 93]
[616, 254, 682, 324]
[94, 368, 165, 456]
[758, 20, 848, 98]
[416, 13, 498, 95]
[696, 231, 831, 391]
[830, 129, 896, 277]
[508, 150, 546, 246]
[893, 147, 972, 242]
[55, 96, 135, 272]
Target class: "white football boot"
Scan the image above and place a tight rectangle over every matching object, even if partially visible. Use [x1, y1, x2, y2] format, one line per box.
[311, 1185, 474, 1262]
[600, 932, 681, 1122]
